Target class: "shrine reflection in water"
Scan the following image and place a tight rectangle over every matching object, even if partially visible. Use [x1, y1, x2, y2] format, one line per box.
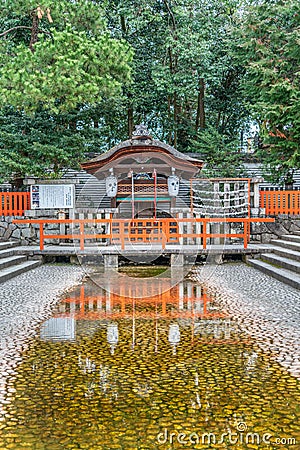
[0, 269, 299, 450]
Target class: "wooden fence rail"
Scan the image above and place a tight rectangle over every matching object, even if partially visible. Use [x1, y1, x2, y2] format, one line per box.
[260, 190, 300, 215]
[13, 217, 275, 251]
[0, 192, 30, 216]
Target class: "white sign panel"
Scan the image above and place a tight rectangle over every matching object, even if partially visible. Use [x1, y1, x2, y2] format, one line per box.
[30, 184, 74, 209]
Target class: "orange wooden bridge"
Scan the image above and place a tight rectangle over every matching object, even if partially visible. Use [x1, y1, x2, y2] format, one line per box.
[13, 216, 275, 250]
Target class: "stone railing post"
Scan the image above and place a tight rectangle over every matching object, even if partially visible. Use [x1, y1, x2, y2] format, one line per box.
[251, 177, 265, 216]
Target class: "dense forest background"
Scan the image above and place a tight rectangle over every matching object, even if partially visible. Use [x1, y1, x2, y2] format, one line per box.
[0, 0, 299, 184]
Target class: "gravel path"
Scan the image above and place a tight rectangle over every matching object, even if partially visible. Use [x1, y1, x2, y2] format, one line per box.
[0, 264, 85, 418]
[195, 262, 300, 378]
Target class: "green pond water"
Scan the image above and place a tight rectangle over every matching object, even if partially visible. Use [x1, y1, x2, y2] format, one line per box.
[0, 268, 299, 450]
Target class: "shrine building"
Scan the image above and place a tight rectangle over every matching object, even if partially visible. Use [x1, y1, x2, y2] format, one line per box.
[81, 124, 203, 219]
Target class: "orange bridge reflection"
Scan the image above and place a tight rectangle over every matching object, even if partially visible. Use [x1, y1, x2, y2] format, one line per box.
[40, 279, 250, 348]
[55, 278, 229, 320]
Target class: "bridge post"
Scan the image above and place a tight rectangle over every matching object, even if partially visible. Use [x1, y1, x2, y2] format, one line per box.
[224, 182, 230, 243]
[187, 211, 193, 244]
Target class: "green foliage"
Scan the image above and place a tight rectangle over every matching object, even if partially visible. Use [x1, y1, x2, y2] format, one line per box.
[2, 0, 299, 185]
[0, 0, 133, 181]
[237, 0, 300, 184]
[104, 0, 248, 150]
[191, 126, 244, 177]
[0, 28, 132, 112]
[0, 1, 133, 113]
[0, 107, 93, 182]
[1, 1, 106, 31]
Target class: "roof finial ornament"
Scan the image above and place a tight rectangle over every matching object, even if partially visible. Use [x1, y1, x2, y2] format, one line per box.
[132, 123, 152, 141]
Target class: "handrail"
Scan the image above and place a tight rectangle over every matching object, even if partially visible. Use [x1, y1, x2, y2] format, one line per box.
[13, 217, 275, 251]
[0, 192, 30, 216]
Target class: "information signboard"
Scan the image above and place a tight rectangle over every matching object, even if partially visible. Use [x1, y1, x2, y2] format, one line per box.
[40, 318, 76, 341]
[30, 184, 75, 209]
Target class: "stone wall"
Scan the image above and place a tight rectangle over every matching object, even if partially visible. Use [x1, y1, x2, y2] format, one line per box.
[250, 216, 300, 243]
[0, 210, 107, 246]
[2, 213, 300, 246]
[0, 214, 61, 245]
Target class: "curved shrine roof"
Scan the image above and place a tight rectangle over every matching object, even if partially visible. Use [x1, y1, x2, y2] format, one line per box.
[81, 137, 203, 174]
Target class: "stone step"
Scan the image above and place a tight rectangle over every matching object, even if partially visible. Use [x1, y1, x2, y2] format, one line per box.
[280, 234, 300, 244]
[248, 259, 300, 290]
[270, 239, 300, 253]
[261, 253, 300, 274]
[0, 255, 27, 271]
[0, 248, 17, 259]
[272, 245, 300, 262]
[0, 241, 19, 251]
[0, 260, 41, 284]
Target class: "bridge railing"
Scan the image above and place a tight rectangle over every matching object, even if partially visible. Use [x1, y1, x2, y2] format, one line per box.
[13, 217, 275, 251]
[0, 192, 30, 216]
[260, 190, 300, 215]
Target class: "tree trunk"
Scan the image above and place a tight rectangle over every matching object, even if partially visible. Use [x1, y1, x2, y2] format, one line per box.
[128, 104, 133, 137]
[240, 130, 244, 152]
[196, 78, 205, 131]
[167, 96, 172, 144]
[29, 11, 39, 52]
[216, 111, 221, 129]
[173, 93, 178, 148]
[120, 15, 126, 36]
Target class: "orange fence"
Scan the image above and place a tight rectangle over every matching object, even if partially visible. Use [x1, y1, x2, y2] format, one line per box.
[0, 192, 30, 216]
[13, 217, 275, 250]
[260, 190, 300, 215]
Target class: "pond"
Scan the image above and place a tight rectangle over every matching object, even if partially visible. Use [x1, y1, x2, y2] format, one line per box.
[0, 267, 299, 449]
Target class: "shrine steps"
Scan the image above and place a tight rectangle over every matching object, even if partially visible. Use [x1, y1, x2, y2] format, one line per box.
[248, 234, 300, 290]
[0, 241, 41, 284]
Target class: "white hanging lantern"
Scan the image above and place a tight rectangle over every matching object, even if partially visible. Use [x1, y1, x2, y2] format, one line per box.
[168, 175, 180, 197]
[105, 175, 118, 197]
